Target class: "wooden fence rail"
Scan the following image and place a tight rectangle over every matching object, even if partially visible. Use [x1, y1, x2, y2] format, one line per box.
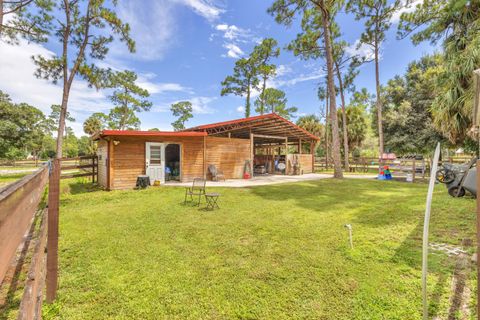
[17, 209, 48, 320]
[59, 155, 97, 183]
[0, 156, 97, 319]
[314, 156, 475, 177]
[0, 166, 48, 284]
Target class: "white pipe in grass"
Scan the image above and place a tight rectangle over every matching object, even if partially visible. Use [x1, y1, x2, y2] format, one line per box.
[422, 143, 441, 320]
[344, 224, 353, 249]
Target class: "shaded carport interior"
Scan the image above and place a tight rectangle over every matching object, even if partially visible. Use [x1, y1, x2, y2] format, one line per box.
[186, 113, 320, 175]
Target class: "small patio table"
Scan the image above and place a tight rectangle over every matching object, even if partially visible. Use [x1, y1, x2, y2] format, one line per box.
[204, 193, 220, 210]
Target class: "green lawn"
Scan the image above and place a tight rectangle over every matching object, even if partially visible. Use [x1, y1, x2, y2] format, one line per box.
[0, 173, 31, 188]
[42, 179, 476, 319]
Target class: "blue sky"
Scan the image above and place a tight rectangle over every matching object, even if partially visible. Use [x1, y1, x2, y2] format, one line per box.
[0, 0, 436, 135]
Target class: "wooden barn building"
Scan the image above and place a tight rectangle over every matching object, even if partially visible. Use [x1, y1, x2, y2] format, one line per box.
[93, 113, 320, 190]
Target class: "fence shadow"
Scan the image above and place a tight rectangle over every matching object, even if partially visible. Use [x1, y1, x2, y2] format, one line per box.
[62, 179, 103, 195]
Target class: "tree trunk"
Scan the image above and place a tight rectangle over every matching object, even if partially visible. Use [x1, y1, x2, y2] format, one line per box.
[246, 78, 251, 117]
[56, 12, 70, 159]
[374, 41, 384, 161]
[119, 105, 128, 130]
[324, 87, 329, 170]
[0, 0, 4, 36]
[260, 75, 267, 114]
[335, 61, 350, 172]
[319, 2, 343, 179]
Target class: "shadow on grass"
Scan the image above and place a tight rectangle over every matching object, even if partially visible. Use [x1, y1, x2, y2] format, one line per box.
[61, 178, 104, 195]
[391, 203, 475, 318]
[250, 179, 426, 227]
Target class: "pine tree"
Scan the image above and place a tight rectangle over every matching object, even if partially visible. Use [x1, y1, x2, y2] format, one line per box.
[170, 101, 193, 131]
[269, 0, 344, 178]
[32, 0, 135, 158]
[347, 0, 400, 158]
[107, 70, 152, 130]
[221, 57, 259, 118]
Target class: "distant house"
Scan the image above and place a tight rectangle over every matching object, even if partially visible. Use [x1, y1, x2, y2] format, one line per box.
[93, 113, 320, 190]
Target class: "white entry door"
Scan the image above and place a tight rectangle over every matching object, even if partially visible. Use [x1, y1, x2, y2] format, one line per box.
[146, 142, 165, 184]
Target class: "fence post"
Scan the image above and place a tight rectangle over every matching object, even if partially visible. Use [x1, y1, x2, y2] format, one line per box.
[422, 158, 426, 180]
[46, 159, 60, 303]
[92, 156, 95, 184]
[412, 158, 416, 182]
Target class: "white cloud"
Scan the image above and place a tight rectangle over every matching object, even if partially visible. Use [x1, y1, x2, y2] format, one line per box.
[215, 24, 250, 41]
[178, 0, 224, 21]
[117, 0, 224, 61]
[270, 70, 325, 88]
[391, 0, 423, 24]
[136, 74, 192, 95]
[0, 40, 110, 126]
[152, 96, 216, 114]
[190, 96, 216, 114]
[345, 40, 375, 61]
[275, 64, 292, 77]
[117, 1, 177, 61]
[222, 43, 244, 58]
[236, 106, 245, 113]
[213, 23, 253, 58]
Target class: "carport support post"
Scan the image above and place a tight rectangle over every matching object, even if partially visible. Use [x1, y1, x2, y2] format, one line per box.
[203, 136, 207, 179]
[412, 159, 416, 182]
[285, 137, 288, 175]
[250, 133, 254, 176]
[311, 141, 315, 173]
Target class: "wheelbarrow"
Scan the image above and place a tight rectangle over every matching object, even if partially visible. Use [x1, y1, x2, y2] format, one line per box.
[436, 157, 477, 197]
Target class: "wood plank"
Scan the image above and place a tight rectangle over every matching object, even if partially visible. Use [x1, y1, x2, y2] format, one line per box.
[60, 164, 93, 170]
[60, 172, 93, 179]
[0, 166, 48, 285]
[17, 209, 48, 320]
[251, 133, 287, 140]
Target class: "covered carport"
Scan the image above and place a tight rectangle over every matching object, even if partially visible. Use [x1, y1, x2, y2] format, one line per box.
[186, 113, 320, 176]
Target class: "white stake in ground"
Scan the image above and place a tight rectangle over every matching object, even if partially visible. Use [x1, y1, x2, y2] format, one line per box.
[422, 142, 441, 320]
[344, 224, 353, 249]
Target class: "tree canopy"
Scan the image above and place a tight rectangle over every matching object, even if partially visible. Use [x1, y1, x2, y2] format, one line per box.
[170, 101, 193, 131]
[107, 70, 152, 130]
[221, 57, 259, 118]
[399, 0, 480, 145]
[32, 0, 135, 158]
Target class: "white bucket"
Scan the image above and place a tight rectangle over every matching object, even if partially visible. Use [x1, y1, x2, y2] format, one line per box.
[406, 173, 413, 182]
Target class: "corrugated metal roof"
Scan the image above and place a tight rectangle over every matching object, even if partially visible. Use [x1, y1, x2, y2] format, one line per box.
[186, 113, 320, 141]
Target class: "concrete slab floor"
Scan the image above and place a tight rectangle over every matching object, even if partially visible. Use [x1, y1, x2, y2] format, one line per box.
[164, 173, 377, 188]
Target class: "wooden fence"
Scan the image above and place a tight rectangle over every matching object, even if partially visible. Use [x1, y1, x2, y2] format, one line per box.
[59, 156, 97, 182]
[0, 159, 47, 167]
[315, 155, 475, 180]
[0, 156, 98, 319]
[0, 166, 49, 319]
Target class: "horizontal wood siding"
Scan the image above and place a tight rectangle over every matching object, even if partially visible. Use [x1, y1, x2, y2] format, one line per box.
[299, 154, 313, 174]
[286, 154, 313, 174]
[111, 136, 204, 189]
[206, 137, 250, 179]
[97, 140, 108, 188]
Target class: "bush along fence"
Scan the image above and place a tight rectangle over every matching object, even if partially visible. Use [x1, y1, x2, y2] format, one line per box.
[0, 156, 97, 319]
